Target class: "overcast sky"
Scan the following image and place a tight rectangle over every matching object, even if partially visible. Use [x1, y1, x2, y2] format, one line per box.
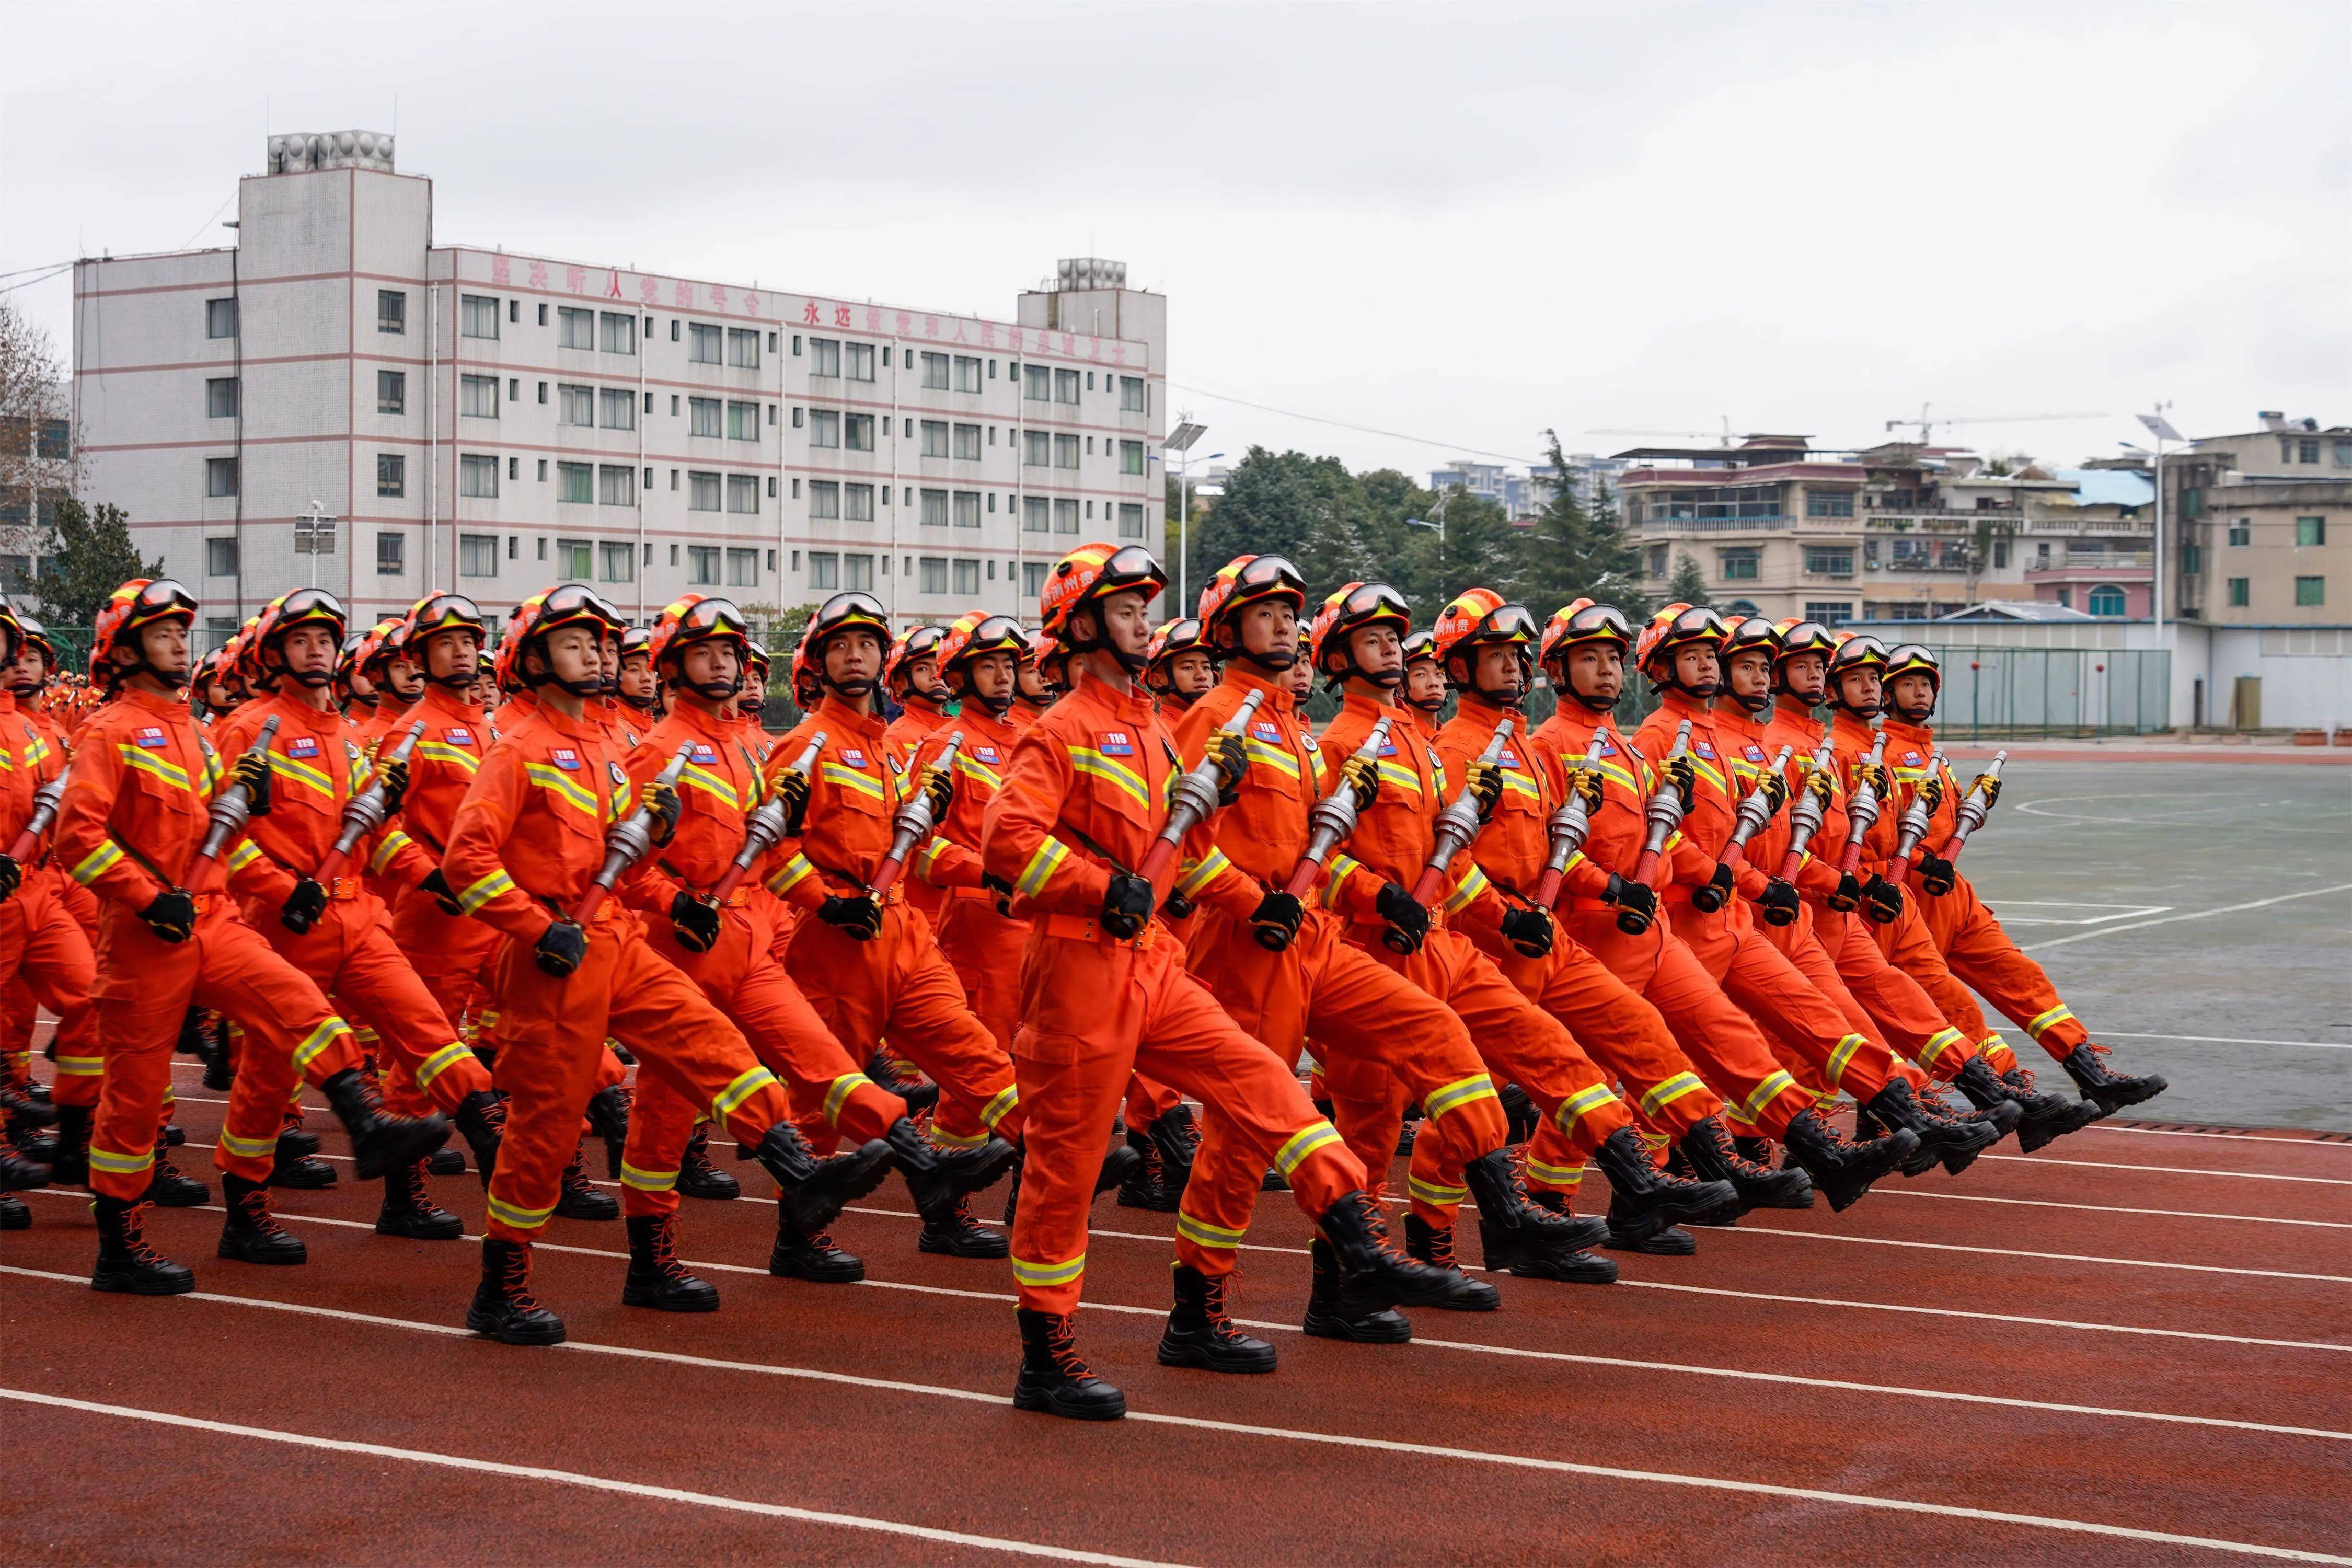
[5, 2, 2345, 477]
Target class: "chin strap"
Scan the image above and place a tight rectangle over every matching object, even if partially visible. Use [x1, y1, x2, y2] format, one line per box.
[1728, 689, 1772, 716]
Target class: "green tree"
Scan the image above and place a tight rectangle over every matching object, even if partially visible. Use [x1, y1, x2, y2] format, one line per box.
[1665, 547, 1709, 608]
[36, 497, 159, 628]
[1413, 485, 1522, 613]
[1515, 431, 1651, 619]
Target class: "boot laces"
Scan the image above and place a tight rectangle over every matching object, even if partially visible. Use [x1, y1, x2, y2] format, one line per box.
[120, 1202, 171, 1267]
[562, 1152, 594, 1195]
[1202, 1271, 1244, 1338]
[1422, 1224, 1459, 1272]
[500, 1246, 545, 1312]
[1042, 1315, 1094, 1380]
[647, 1217, 693, 1282]
[238, 1184, 287, 1236]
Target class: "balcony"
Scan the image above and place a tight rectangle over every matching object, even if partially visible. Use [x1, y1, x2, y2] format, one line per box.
[1864, 509, 2014, 532]
[1640, 514, 1791, 533]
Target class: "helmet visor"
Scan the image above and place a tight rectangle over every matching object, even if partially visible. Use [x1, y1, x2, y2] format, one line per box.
[679, 596, 748, 639]
[1476, 603, 1540, 644]
[1099, 545, 1168, 595]
[1563, 603, 1632, 644]
[131, 579, 198, 625]
[1340, 582, 1412, 622]
[812, 591, 889, 633]
[1234, 553, 1305, 599]
[1667, 605, 1730, 643]
[963, 614, 1027, 652]
[1834, 634, 1889, 667]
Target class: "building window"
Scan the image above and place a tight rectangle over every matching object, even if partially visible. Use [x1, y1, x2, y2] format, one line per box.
[1022, 496, 1050, 533]
[377, 370, 406, 414]
[375, 290, 406, 335]
[1719, 549, 1759, 581]
[551, 307, 591, 350]
[598, 465, 636, 506]
[599, 388, 636, 431]
[205, 536, 239, 577]
[1121, 440, 1145, 476]
[2183, 544, 2202, 575]
[206, 297, 238, 338]
[688, 471, 723, 512]
[592, 540, 632, 584]
[1055, 434, 1080, 469]
[2299, 439, 2321, 464]
[845, 413, 875, 452]
[547, 538, 587, 581]
[553, 383, 590, 427]
[727, 547, 759, 587]
[459, 533, 499, 577]
[1021, 364, 1048, 401]
[1802, 601, 1852, 626]
[1054, 498, 1080, 534]
[808, 409, 840, 448]
[1802, 546, 1853, 577]
[2228, 519, 2251, 546]
[2179, 487, 2204, 518]
[1121, 376, 1146, 412]
[1055, 368, 1080, 403]
[689, 322, 724, 364]
[2086, 584, 2126, 617]
[1022, 560, 1048, 598]
[599, 311, 635, 355]
[846, 482, 876, 522]
[460, 374, 500, 419]
[206, 376, 239, 418]
[1113, 502, 1144, 539]
[556, 462, 593, 504]
[206, 456, 239, 497]
[2228, 577, 2250, 607]
[951, 557, 981, 595]
[954, 355, 983, 393]
[674, 396, 715, 439]
[2297, 516, 2327, 546]
[2296, 575, 2326, 607]
[953, 490, 982, 528]
[917, 556, 949, 594]
[370, 531, 402, 577]
[808, 551, 840, 590]
[727, 474, 760, 514]
[729, 401, 760, 442]
[919, 488, 950, 527]
[844, 342, 874, 382]
[807, 479, 840, 520]
[917, 352, 949, 390]
[919, 420, 949, 459]
[1023, 431, 1050, 468]
[377, 453, 406, 498]
[727, 328, 759, 369]
[688, 546, 721, 585]
[461, 294, 499, 339]
[954, 423, 982, 461]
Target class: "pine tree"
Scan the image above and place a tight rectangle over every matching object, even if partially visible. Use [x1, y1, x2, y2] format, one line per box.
[1515, 430, 1651, 618]
[1665, 548, 1709, 609]
[36, 497, 160, 628]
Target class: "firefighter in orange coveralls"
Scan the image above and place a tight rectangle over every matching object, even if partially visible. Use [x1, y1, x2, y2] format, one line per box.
[51, 579, 451, 1294]
[618, 593, 1010, 1297]
[1837, 637, 2166, 1116]
[210, 589, 506, 1248]
[1523, 601, 1919, 1213]
[441, 584, 894, 1345]
[979, 541, 1456, 1420]
[1305, 583, 1738, 1295]
[1164, 556, 1594, 1343]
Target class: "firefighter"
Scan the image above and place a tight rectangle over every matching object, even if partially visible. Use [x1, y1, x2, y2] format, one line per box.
[1397, 630, 1447, 734]
[979, 541, 1455, 1420]
[1143, 616, 1213, 728]
[617, 593, 1008, 1294]
[1307, 583, 1739, 1293]
[1840, 639, 2166, 1115]
[881, 625, 953, 763]
[442, 584, 895, 1343]
[616, 625, 660, 720]
[51, 578, 450, 1293]
[1525, 600, 1919, 1213]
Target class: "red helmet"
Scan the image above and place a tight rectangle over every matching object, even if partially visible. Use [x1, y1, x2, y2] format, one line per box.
[801, 590, 892, 663]
[10, 609, 57, 671]
[647, 594, 748, 671]
[492, 593, 548, 693]
[1029, 630, 1071, 695]
[883, 624, 948, 699]
[1634, 603, 1730, 676]
[1883, 642, 1940, 691]
[1429, 587, 1536, 667]
[1144, 616, 1206, 675]
[1723, 616, 1783, 663]
[939, 611, 1029, 685]
[1196, 553, 1306, 656]
[1538, 599, 1633, 670]
[403, 592, 486, 662]
[1401, 629, 1438, 668]
[517, 583, 625, 695]
[1039, 542, 1165, 639]
[787, 636, 822, 710]
[252, 588, 349, 688]
[1307, 581, 1412, 686]
[90, 577, 197, 686]
[1828, 630, 1890, 678]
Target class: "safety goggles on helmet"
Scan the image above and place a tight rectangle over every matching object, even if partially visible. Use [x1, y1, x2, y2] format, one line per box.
[943, 614, 1028, 669]
[1309, 581, 1412, 684]
[1039, 542, 1167, 644]
[532, 583, 627, 641]
[885, 624, 949, 693]
[13, 612, 56, 669]
[1401, 629, 1438, 665]
[1200, 552, 1306, 630]
[1724, 617, 1781, 658]
[1884, 642, 1940, 683]
[407, 592, 485, 643]
[808, 591, 890, 642]
[1540, 601, 1632, 663]
[1828, 633, 1889, 674]
[1774, 620, 1837, 663]
[1463, 602, 1539, 645]
[654, 595, 749, 657]
[122, 579, 198, 632]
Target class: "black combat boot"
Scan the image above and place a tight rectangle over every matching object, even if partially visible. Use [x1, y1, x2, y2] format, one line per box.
[1497, 1082, 1540, 1145]
[921, 1197, 1010, 1258]
[756, 1122, 896, 1239]
[1865, 1077, 2008, 1177]
[1403, 1214, 1501, 1309]
[276, 1119, 321, 1160]
[0, 1193, 27, 1229]
[1677, 1116, 1815, 1214]
[0, 1077, 54, 1128]
[91, 1196, 194, 1295]
[1116, 1129, 1177, 1212]
[1302, 1236, 1412, 1342]
[770, 1215, 865, 1283]
[883, 1118, 1017, 1229]
[453, 1088, 504, 1184]
[144, 1148, 210, 1207]
[1953, 1056, 2101, 1153]
[1150, 1103, 1199, 1194]
[1317, 1190, 1461, 1314]
[677, 1124, 740, 1201]
[426, 1147, 467, 1176]
[47, 1103, 91, 1187]
[217, 1174, 307, 1264]
[1157, 1263, 1278, 1372]
[554, 1143, 618, 1220]
[621, 1213, 720, 1312]
[865, 1050, 940, 1116]
[0, 1138, 48, 1193]
[1591, 1125, 1739, 1244]
[466, 1238, 564, 1345]
[200, 1025, 235, 1091]
[583, 1084, 631, 1180]
[2061, 1043, 2168, 1115]
[1523, 1189, 1624, 1278]
[1012, 1307, 1126, 1420]
[1780, 1106, 1916, 1212]
[318, 1067, 448, 1182]
[162, 1123, 186, 1147]
[376, 1159, 464, 1240]
[1461, 1147, 1610, 1277]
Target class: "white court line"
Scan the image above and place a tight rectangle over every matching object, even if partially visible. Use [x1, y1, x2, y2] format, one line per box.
[5, 1274, 2349, 1564]
[2094, 1031, 2352, 1053]
[1979, 1152, 2352, 1187]
[0, 1384, 1185, 1568]
[1986, 901, 2173, 927]
[2020, 882, 2352, 951]
[1872, 1185, 2352, 1230]
[2093, 1124, 2352, 1146]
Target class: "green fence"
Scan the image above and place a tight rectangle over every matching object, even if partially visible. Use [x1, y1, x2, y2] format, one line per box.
[1922, 645, 2170, 740]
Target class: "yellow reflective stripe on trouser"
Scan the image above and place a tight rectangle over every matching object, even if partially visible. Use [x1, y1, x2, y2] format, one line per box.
[458, 869, 516, 914]
[1735, 1069, 1800, 1125]
[217, 1127, 279, 1160]
[1010, 1252, 1086, 1288]
[1523, 1154, 1584, 1187]
[87, 1143, 157, 1177]
[55, 1053, 104, 1077]
[414, 1041, 472, 1090]
[2026, 1005, 2075, 1040]
[1406, 1174, 1468, 1208]
[1823, 1033, 1868, 1090]
[1916, 1027, 1967, 1070]
[620, 1161, 679, 1193]
[711, 1066, 779, 1122]
[930, 1126, 990, 1150]
[1551, 1082, 1622, 1138]
[1423, 1073, 1500, 1121]
[1016, 837, 1068, 898]
[1174, 1210, 1247, 1250]
[1636, 1073, 1705, 1121]
[291, 1017, 351, 1074]
[71, 841, 125, 885]
[486, 1192, 558, 1231]
[822, 1073, 875, 1124]
[978, 1085, 1019, 1130]
[1273, 1120, 1342, 1178]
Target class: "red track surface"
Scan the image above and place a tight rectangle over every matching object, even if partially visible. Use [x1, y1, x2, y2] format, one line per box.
[6, 1057, 2350, 1566]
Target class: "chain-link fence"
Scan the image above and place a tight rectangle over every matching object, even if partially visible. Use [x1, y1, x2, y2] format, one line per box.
[1923, 645, 2170, 740]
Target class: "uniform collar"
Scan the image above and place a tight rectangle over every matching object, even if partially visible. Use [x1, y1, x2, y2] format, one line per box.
[1830, 709, 1880, 750]
[535, 698, 604, 743]
[1881, 713, 1935, 749]
[419, 683, 483, 723]
[1454, 691, 1520, 732]
[667, 698, 732, 742]
[122, 685, 186, 720]
[1773, 696, 1823, 728]
[1218, 662, 1292, 716]
[1068, 663, 1157, 724]
[817, 692, 887, 742]
[1661, 688, 1712, 723]
[1340, 690, 1393, 724]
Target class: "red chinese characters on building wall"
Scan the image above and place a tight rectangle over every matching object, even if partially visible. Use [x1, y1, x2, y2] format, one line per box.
[565, 265, 586, 294]
[528, 261, 549, 290]
[490, 255, 512, 286]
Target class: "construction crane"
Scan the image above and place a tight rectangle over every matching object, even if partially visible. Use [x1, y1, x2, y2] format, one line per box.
[1884, 405, 2107, 445]
[1590, 417, 1739, 447]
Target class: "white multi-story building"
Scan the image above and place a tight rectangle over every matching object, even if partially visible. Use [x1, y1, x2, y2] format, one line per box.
[72, 131, 1167, 647]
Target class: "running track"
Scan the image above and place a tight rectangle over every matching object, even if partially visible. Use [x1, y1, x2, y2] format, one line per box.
[4, 1057, 2349, 1566]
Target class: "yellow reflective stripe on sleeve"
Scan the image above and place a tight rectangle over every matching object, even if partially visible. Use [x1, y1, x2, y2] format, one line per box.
[1443, 864, 1490, 915]
[914, 838, 951, 877]
[1320, 852, 1365, 910]
[978, 1085, 1019, 1130]
[524, 762, 601, 817]
[87, 1143, 158, 1176]
[2025, 1005, 2076, 1040]
[711, 1066, 780, 1121]
[414, 740, 481, 775]
[1634, 1074, 1706, 1121]
[216, 1127, 279, 1160]
[1823, 1033, 1868, 1090]
[765, 854, 817, 897]
[70, 840, 125, 886]
[1916, 1028, 1967, 1070]
[485, 1192, 558, 1230]
[1423, 1073, 1500, 1121]
[1174, 1210, 1248, 1250]
[822, 1073, 875, 1124]
[226, 840, 264, 873]
[414, 1041, 473, 1090]
[117, 745, 193, 792]
[457, 869, 516, 914]
[290, 1017, 352, 1074]
[1174, 846, 1231, 899]
[1009, 1252, 1086, 1287]
[1015, 837, 1069, 898]
[1066, 746, 1152, 807]
[1273, 1120, 1342, 1177]
[820, 762, 887, 802]
[368, 831, 417, 875]
[619, 1162, 679, 1193]
[1735, 1069, 1800, 1125]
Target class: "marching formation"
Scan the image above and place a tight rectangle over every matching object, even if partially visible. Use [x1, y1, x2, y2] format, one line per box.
[0, 543, 2171, 1421]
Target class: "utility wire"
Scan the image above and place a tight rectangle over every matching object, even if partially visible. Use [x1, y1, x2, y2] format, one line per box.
[0, 263, 73, 295]
[1168, 381, 1548, 467]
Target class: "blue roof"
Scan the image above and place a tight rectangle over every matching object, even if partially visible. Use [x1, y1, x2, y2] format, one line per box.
[2055, 468, 2154, 509]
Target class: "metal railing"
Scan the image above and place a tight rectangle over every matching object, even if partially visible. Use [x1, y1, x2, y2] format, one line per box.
[1923, 646, 2171, 739]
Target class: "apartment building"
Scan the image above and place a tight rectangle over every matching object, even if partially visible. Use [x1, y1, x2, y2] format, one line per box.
[0, 381, 74, 608]
[2166, 413, 2350, 627]
[1429, 452, 1626, 523]
[1622, 435, 2156, 625]
[71, 131, 1166, 645]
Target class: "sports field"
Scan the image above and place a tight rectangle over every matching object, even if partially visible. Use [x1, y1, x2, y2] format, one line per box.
[3, 758, 2348, 1565]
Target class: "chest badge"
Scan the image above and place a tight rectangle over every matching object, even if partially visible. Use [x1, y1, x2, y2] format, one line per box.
[288, 736, 321, 760]
[444, 726, 475, 745]
[1098, 731, 1135, 757]
[135, 727, 169, 750]
[550, 748, 582, 772]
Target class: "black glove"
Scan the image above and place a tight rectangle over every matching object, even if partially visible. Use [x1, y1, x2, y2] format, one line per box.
[1161, 889, 1195, 920]
[643, 779, 682, 847]
[1463, 759, 1505, 823]
[769, 766, 811, 836]
[981, 869, 1016, 916]
[1610, 876, 1658, 936]
[1919, 852, 1957, 897]
[233, 749, 273, 816]
[0, 851, 18, 904]
[817, 893, 883, 941]
[419, 867, 464, 916]
[375, 756, 410, 817]
[1827, 871, 1863, 913]
[1249, 890, 1305, 952]
[534, 918, 587, 977]
[280, 876, 329, 935]
[1758, 879, 1802, 927]
[138, 889, 197, 943]
[1374, 882, 1428, 954]
[1101, 871, 1156, 939]
[1210, 732, 1248, 807]
[670, 890, 722, 952]
[1688, 862, 1735, 915]
[1500, 904, 1553, 959]
[1860, 873, 1904, 925]
[1666, 753, 1696, 813]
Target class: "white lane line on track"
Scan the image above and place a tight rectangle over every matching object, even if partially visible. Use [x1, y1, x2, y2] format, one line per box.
[2094, 1031, 2352, 1053]
[1870, 1186, 2352, 1230]
[2019, 882, 2352, 951]
[2093, 1124, 2352, 1146]
[0, 1385, 1187, 1568]
[3, 1275, 2346, 1565]
[1714, 1224, 2352, 1284]
[1977, 1152, 2352, 1187]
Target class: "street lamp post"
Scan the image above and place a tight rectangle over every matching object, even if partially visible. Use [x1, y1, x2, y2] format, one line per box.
[295, 500, 337, 589]
[1405, 490, 1453, 605]
[1163, 419, 1210, 609]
